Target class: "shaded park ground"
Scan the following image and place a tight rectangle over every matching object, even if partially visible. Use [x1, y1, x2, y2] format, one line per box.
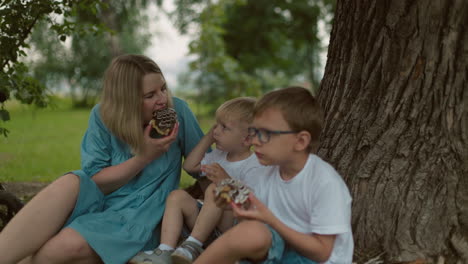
[0, 181, 395, 264]
[2, 182, 48, 202]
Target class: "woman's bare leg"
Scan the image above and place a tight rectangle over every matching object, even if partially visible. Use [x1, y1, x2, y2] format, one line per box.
[0, 174, 80, 264]
[29, 228, 102, 264]
[193, 221, 271, 264]
[160, 190, 199, 247]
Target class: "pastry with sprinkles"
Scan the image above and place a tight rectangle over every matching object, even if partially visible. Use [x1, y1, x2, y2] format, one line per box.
[214, 178, 251, 208]
[149, 107, 177, 138]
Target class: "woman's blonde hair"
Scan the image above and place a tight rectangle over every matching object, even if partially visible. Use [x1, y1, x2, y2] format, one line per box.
[254, 86, 323, 153]
[100, 54, 173, 154]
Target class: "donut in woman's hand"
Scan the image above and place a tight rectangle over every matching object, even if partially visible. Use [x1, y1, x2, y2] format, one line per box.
[214, 179, 251, 208]
[149, 108, 177, 138]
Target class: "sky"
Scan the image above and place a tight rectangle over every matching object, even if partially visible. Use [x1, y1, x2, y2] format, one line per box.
[144, 2, 193, 89]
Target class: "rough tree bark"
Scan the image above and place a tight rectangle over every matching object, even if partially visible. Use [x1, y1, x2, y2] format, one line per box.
[318, 0, 467, 263]
[0, 187, 23, 232]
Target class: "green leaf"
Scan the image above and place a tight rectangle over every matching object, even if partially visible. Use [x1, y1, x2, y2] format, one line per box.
[0, 90, 9, 103]
[0, 127, 9, 137]
[0, 109, 10, 122]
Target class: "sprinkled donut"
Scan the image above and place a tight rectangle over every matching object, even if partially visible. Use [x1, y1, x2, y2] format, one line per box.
[149, 108, 177, 138]
[214, 179, 251, 208]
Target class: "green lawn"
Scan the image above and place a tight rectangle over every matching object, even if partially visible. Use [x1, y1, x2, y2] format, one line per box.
[0, 99, 212, 188]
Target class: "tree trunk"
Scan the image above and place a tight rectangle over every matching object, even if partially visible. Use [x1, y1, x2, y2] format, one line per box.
[100, 0, 123, 58]
[0, 189, 23, 231]
[318, 0, 468, 263]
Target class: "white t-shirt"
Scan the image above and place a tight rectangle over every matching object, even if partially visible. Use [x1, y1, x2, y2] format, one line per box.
[201, 148, 264, 190]
[255, 154, 353, 264]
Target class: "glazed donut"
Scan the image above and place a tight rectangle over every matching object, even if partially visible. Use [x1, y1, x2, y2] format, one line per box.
[214, 179, 251, 207]
[149, 108, 177, 138]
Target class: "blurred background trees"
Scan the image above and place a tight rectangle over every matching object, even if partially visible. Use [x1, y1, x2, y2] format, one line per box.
[27, 0, 157, 108]
[0, 0, 103, 136]
[173, 0, 334, 111]
[0, 0, 333, 135]
[0, 0, 163, 135]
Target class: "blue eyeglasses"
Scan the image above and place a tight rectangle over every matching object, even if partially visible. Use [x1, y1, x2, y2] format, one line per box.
[248, 127, 298, 144]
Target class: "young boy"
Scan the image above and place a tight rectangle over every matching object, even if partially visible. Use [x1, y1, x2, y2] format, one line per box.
[193, 86, 353, 264]
[130, 97, 265, 264]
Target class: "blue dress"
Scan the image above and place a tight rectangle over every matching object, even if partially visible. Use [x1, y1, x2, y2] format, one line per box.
[65, 97, 203, 264]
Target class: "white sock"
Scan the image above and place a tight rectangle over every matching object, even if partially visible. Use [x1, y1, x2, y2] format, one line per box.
[158, 243, 175, 251]
[186, 236, 203, 247]
[174, 236, 203, 260]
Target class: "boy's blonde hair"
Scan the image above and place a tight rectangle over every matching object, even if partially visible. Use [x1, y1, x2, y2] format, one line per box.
[216, 97, 257, 127]
[254, 86, 323, 153]
[100, 54, 173, 155]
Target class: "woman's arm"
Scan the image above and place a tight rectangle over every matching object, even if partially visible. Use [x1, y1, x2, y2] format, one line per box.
[92, 123, 179, 194]
[92, 155, 150, 194]
[183, 126, 215, 174]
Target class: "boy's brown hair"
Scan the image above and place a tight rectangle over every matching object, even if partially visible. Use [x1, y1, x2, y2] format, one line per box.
[253, 86, 323, 152]
[216, 97, 257, 127]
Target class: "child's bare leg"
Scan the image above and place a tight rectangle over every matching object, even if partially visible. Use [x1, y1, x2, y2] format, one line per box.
[193, 220, 271, 264]
[216, 210, 235, 233]
[190, 183, 226, 242]
[0, 174, 80, 264]
[160, 189, 199, 247]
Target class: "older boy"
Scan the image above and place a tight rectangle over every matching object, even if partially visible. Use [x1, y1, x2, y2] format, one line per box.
[194, 86, 353, 264]
[130, 97, 265, 264]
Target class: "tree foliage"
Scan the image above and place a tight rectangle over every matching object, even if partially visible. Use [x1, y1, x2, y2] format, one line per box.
[0, 0, 105, 136]
[28, 0, 157, 108]
[172, 0, 334, 112]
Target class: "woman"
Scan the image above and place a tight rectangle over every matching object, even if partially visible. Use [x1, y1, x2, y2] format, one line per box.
[0, 54, 204, 264]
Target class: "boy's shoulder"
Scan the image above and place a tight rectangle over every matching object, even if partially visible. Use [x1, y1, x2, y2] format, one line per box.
[302, 154, 351, 198]
[298, 154, 346, 187]
[202, 148, 226, 163]
[306, 154, 339, 175]
[209, 148, 226, 155]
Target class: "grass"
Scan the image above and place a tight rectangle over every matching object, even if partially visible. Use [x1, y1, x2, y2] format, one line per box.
[0, 98, 212, 188]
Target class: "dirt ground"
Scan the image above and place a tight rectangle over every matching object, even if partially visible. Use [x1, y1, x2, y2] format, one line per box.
[1, 182, 49, 202]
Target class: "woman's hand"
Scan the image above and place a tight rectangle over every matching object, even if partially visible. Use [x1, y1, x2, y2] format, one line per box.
[138, 122, 179, 163]
[201, 163, 230, 184]
[231, 193, 276, 225]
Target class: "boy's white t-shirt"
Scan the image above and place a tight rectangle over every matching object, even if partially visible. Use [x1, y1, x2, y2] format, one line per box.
[256, 154, 353, 264]
[201, 148, 264, 190]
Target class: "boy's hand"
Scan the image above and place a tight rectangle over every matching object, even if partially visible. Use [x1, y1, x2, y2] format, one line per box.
[201, 163, 230, 184]
[207, 124, 216, 139]
[231, 193, 275, 224]
[138, 122, 179, 163]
